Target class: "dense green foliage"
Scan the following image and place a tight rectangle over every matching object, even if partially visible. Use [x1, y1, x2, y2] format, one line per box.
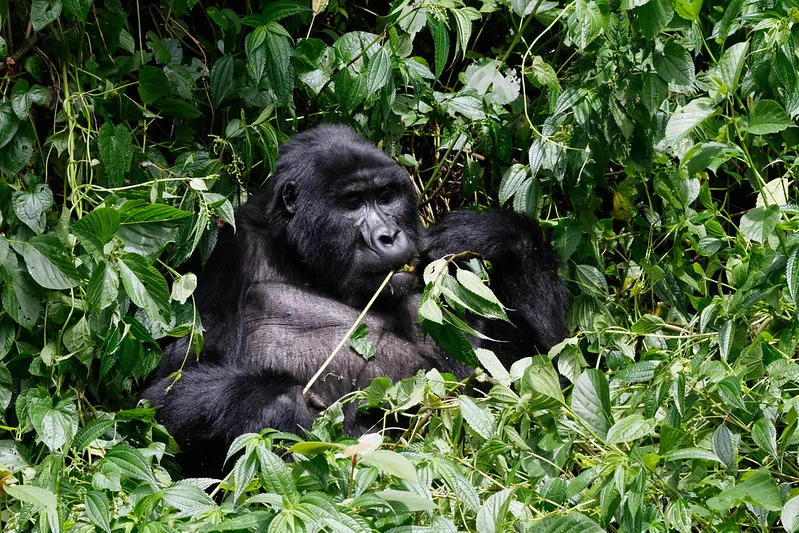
[1, 0, 799, 530]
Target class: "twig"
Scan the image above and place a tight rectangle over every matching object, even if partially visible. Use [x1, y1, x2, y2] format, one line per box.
[303, 271, 394, 395]
[0, 33, 40, 76]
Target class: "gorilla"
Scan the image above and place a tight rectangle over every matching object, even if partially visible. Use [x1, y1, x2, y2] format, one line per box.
[142, 125, 567, 471]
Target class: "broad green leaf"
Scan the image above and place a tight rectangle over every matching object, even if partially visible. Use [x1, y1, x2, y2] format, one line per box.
[499, 164, 529, 205]
[706, 470, 782, 512]
[571, 369, 613, 438]
[18, 235, 80, 289]
[85, 491, 112, 533]
[0, 363, 12, 412]
[615, 360, 660, 383]
[418, 295, 443, 324]
[11, 80, 47, 120]
[715, 376, 746, 410]
[740, 205, 780, 243]
[31, 0, 62, 32]
[528, 56, 559, 89]
[434, 458, 480, 512]
[171, 273, 197, 304]
[63, 316, 91, 352]
[783, 496, 799, 533]
[63, 0, 91, 20]
[350, 323, 376, 360]
[427, 16, 449, 79]
[360, 450, 418, 482]
[606, 414, 656, 444]
[366, 47, 391, 95]
[475, 348, 511, 382]
[631, 314, 664, 334]
[0, 101, 19, 149]
[664, 447, 723, 463]
[162, 482, 216, 513]
[458, 396, 496, 439]
[0, 121, 35, 176]
[4, 484, 57, 513]
[718, 319, 734, 360]
[373, 489, 437, 512]
[656, 42, 695, 86]
[13, 183, 53, 234]
[745, 100, 795, 135]
[73, 419, 116, 452]
[88, 262, 120, 312]
[674, 0, 702, 21]
[520, 357, 564, 410]
[575, 264, 608, 295]
[681, 142, 743, 176]
[72, 207, 121, 257]
[97, 122, 133, 186]
[3, 275, 41, 329]
[210, 56, 235, 106]
[265, 24, 294, 106]
[29, 396, 79, 451]
[476, 488, 513, 533]
[666, 499, 692, 533]
[117, 253, 171, 321]
[752, 418, 778, 459]
[568, 0, 604, 51]
[528, 512, 604, 533]
[713, 41, 748, 94]
[104, 444, 157, 485]
[665, 97, 716, 147]
[712, 425, 737, 474]
[256, 446, 297, 496]
[138, 66, 170, 104]
[455, 268, 508, 321]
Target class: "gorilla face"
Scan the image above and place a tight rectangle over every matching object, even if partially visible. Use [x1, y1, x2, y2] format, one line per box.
[271, 127, 422, 306]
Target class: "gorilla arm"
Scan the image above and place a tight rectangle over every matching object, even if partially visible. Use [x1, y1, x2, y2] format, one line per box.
[423, 210, 568, 364]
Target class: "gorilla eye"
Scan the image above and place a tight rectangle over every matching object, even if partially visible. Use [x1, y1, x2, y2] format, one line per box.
[342, 194, 363, 209]
[378, 187, 397, 204]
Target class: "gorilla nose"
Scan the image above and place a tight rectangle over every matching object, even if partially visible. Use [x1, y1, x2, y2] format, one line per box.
[371, 226, 411, 260]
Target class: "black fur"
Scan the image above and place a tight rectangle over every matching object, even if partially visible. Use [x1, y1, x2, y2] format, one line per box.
[142, 126, 568, 473]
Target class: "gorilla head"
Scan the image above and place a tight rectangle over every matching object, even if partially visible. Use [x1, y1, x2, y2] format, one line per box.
[259, 126, 421, 306]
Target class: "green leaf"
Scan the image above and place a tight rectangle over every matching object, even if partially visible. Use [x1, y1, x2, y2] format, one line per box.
[104, 444, 157, 485]
[72, 207, 121, 256]
[97, 122, 133, 186]
[138, 66, 170, 104]
[783, 496, 799, 533]
[458, 396, 496, 439]
[631, 314, 664, 334]
[718, 319, 735, 361]
[752, 418, 778, 459]
[656, 42, 695, 86]
[606, 414, 656, 444]
[256, 446, 297, 496]
[476, 488, 513, 533]
[499, 164, 529, 206]
[265, 24, 294, 106]
[12, 80, 47, 120]
[520, 357, 564, 410]
[528, 512, 604, 533]
[0, 101, 19, 150]
[360, 450, 418, 482]
[665, 97, 716, 147]
[29, 396, 79, 451]
[0, 121, 35, 176]
[63, 0, 91, 20]
[85, 491, 112, 533]
[210, 56, 235, 106]
[117, 253, 171, 321]
[434, 458, 480, 512]
[427, 16, 449, 79]
[73, 419, 116, 452]
[740, 205, 780, 243]
[13, 183, 53, 234]
[707, 470, 782, 512]
[568, 0, 604, 50]
[666, 499, 692, 533]
[88, 262, 120, 312]
[712, 425, 737, 474]
[3, 274, 41, 329]
[528, 56, 559, 89]
[575, 264, 608, 295]
[615, 360, 660, 383]
[713, 41, 748, 94]
[350, 323, 376, 360]
[788, 246, 799, 303]
[674, 0, 702, 21]
[373, 489, 437, 512]
[4, 484, 57, 513]
[571, 369, 613, 439]
[162, 482, 216, 513]
[171, 272, 198, 304]
[366, 47, 391, 95]
[18, 235, 80, 289]
[681, 142, 743, 176]
[715, 376, 746, 410]
[664, 447, 723, 463]
[745, 99, 795, 135]
[31, 0, 62, 32]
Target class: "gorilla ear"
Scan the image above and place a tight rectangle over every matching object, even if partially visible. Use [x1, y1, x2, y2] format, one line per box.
[282, 182, 297, 214]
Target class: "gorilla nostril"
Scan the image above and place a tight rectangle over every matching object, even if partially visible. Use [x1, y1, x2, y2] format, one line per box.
[378, 233, 396, 246]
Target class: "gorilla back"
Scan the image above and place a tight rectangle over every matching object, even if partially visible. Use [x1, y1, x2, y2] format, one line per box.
[142, 125, 568, 472]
